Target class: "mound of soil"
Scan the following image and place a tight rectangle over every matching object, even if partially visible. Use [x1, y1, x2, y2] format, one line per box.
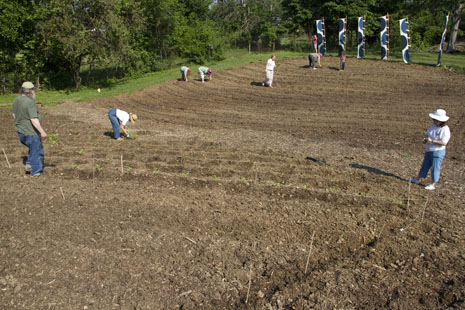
[1, 57, 464, 309]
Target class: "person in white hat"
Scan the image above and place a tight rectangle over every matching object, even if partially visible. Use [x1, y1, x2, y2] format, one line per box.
[108, 108, 137, 140]
[12, 81, 47, 177]
[409, 109, 451, 190]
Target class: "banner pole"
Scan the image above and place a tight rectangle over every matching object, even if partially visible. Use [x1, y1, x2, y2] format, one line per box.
[323, 17, 326, 55]
[387, 13, 390, 58]
[364, 15, 366, 57]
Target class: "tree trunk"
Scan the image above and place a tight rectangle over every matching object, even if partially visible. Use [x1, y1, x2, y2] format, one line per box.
[86, 58, 95, 85]
[74, 71, 82, 89]
[447, 1, 463, 53]
[73, 63, 82, 89]
[35, 74, 40, 90]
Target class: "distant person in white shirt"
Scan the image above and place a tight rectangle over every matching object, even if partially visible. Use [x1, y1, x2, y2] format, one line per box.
[180, 66, 191, 81]
[262, 55, 276, 88]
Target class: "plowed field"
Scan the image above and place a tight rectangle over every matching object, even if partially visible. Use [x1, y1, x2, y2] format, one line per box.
[1, 56, 464, 309]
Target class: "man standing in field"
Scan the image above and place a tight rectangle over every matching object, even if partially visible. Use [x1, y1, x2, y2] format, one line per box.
[262, 55, 276, 87]
[12, 81, 47, 177]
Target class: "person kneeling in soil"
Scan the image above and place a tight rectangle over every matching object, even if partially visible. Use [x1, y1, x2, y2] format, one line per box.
[108, 108, 137, 140]
[409, 109, 451, 190]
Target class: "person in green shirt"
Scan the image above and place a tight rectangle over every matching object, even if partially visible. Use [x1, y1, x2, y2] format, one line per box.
[12, 81, 47, 177]
[198, 67, 212, 83]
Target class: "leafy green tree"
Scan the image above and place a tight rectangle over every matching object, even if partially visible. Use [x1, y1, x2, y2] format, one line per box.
[259, 22, 287, 50]
[171, 14, 222, 63]
[35, 0, 118, 88]
[139, 0, 184, 62]
[281, 0, 312, 41]
[0, 0, 36, 91]
[211, 0, 285, 52]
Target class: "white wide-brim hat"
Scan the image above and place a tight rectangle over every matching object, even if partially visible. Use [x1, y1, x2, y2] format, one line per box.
[429, 109, 449, 122]
[21, 81, 35, 89]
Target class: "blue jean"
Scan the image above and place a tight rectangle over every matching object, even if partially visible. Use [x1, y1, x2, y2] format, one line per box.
[180, 69, 186, 81]
[108, 109, 120, 139]
[308, 54, 315, 68]
[18, 132, 44, 175]
[419, 150, 445, 183]
[340, 61, 345, 70]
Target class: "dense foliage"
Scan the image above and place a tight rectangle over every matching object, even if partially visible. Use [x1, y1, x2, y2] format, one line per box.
[0, 0, 463, 91]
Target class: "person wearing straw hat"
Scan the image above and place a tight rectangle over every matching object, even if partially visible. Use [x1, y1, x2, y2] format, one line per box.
[12, 81, 47, 177]
[198, 66, 212, 82]
[409, 109, 451, 190]
[108, 108, 137, 140]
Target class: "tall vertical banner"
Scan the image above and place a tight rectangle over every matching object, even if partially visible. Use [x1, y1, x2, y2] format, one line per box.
[399, 18, 410, 63]
[357, 17, 365, 58]
[437, 14, 449, 66]
[380, 15, 389, 60]
[338, 18, 346, 56]
[316, 19, 326, 55]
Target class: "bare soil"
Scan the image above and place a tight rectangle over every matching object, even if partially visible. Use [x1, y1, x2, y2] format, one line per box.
[1, 57, 464, 309]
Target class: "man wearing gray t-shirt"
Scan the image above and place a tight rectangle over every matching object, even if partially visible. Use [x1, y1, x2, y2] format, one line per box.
[12, 82, 47, 177]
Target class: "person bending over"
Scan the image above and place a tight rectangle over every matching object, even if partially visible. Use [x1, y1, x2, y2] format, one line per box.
[108, 108, 137, 140]
[198, 67, 212, 82]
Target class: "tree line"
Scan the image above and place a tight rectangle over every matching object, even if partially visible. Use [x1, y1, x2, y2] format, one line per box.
[0, 0, 463, 91]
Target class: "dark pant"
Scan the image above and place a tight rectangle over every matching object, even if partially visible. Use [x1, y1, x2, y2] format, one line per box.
[308, 54, 315, 68]
[340, 61, 345, 70]
[18, 132, 44, 175]
[108, 109, 120, 139]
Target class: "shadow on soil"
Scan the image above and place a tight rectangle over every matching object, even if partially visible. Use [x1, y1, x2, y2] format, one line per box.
[350, 163, 405, 182]
[104, 131, 114, 139]
[250, 81, 265, 87]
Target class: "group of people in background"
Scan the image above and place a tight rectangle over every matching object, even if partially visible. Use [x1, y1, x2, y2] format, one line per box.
[179, 40, 346, 89]
[180, 66, 212, 83]
[12, 57, 452, 190]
